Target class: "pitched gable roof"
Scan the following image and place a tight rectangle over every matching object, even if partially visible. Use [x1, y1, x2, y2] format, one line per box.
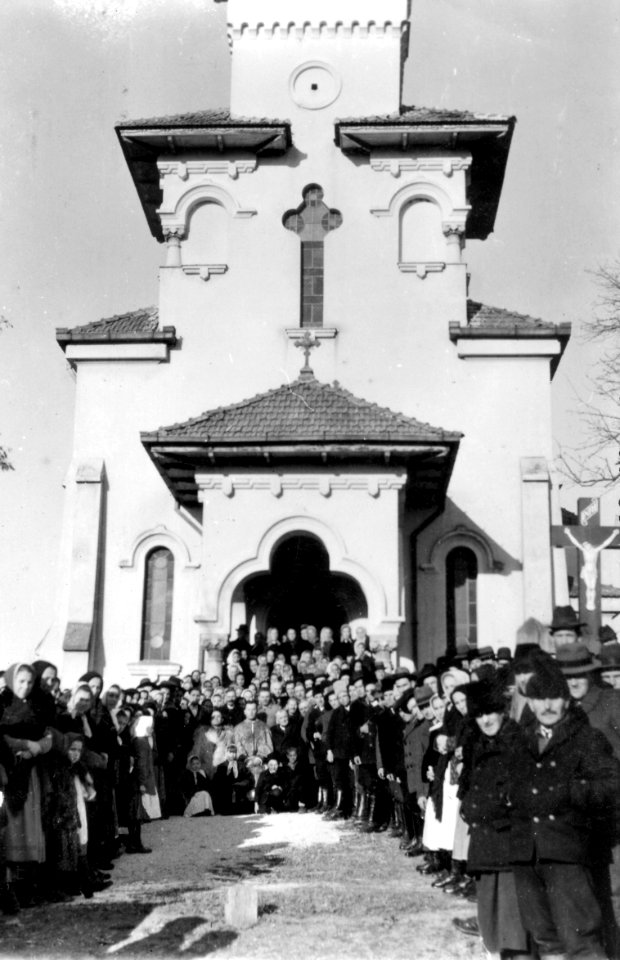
[144, 376, 461, 444]
[56, 306, 176, 348]
[337, 105, 512, 125]
[119, 108, 290, 128]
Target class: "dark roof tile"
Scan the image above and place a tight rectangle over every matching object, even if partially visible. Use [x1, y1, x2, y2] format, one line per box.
[119, 109, 290, 128]
[149, 376, 461, 444]
[466, 300, 558, 333]
[56, 306, 176, 346]
[337, 105, 512, 125]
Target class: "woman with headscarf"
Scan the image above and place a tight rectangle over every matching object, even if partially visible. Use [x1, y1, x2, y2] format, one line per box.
[126, 711, 160, 854]
[78, 671, 118, 869]
[0, 663, 53, 910]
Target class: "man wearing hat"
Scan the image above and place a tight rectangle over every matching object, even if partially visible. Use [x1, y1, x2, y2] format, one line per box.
[509, 660, 618, 960]
[599, 624, 618, 646]
[399, 685, 433, 856]
[557, 643, 620, 760]
[548, 605, 586, 649]
[599, 642, 620, 691]
[556, 643, 620, 957]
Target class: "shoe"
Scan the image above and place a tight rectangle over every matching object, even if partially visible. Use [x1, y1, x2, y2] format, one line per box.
[95, 861, 114, 871]
[0, 885, 21, 916]
[455, 879, 476, 900]
[431, 870, 452, 887]
[442, 877, 465, 894]
[417, 859, 441, 875]
[125, 845, 152, 854]
[452, 916, 480, 936]
[92, 871, 111, 883]
[405, 841, 425, 858]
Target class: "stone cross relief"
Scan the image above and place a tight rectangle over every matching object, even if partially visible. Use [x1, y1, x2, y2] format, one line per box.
[283, 183, 343, 331]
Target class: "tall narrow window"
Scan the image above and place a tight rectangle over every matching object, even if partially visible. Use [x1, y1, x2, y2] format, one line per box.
[141, 547, 174, 660]
[446, 547, 478, 652]
[400, 198, 443, 264]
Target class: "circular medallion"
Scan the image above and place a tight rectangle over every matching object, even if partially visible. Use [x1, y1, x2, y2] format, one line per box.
[290, 61, 342, 110]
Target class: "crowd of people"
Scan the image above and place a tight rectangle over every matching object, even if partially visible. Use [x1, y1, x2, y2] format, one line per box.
[1, 608, 620, 958]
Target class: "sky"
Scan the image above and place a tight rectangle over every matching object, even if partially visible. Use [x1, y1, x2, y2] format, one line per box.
[1, 0, 619, 661]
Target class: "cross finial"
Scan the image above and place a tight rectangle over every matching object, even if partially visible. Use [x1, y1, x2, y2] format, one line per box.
[294, 329, 321, 380]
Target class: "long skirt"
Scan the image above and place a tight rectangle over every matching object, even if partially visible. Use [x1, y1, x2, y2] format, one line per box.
[477, 870, 530, 955]
[183, 791, 215, 818]
[434, 767, 459, 851]
[421, 796, 444, 851]
[5, 767, 45, 863]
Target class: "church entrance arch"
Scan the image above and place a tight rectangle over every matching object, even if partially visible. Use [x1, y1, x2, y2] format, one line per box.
[235, 533, 367, 636]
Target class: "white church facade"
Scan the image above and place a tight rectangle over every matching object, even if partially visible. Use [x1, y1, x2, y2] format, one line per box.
[49, 0, 570, 685]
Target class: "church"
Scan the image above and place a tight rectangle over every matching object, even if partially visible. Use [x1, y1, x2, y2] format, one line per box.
[49, 0, 571, 684]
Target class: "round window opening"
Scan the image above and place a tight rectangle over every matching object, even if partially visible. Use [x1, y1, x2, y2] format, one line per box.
[290, 61, 342, 110]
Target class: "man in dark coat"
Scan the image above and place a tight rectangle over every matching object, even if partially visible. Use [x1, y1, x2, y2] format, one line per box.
[325, 688, 355, 818]
[557, 642, 620, 956]
[509, 660, 618, 960]
[399, 685, 432, 855]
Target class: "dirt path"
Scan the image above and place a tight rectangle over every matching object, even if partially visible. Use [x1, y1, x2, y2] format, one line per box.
[0, 814, 483, 960]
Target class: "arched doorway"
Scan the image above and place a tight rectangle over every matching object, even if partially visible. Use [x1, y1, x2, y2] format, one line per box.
[238, 533, 367, 635]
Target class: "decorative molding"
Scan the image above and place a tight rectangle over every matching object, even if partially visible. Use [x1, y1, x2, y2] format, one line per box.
[158, 182, 256, 237]
[197, 474, 407, 498]
[126, 661, 183, 680]
[210, 513, 388, 626]
[158, 159, 257, 182]
[421, 524, 503, 574]
[371, 157, 472, 179]
[285, 327, 337, 340]
[229, 22, 408, 41]
[119, 525, 200, 570]
[182, 264, 228, 282]
[398, 261, 445, 278]
[371, 180, 470, 223]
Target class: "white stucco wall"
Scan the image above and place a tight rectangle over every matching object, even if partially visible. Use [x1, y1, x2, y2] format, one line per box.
[52, 2, 561, 681]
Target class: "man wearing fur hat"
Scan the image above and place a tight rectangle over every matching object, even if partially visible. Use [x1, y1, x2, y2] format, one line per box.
[509, 660, 618, 959]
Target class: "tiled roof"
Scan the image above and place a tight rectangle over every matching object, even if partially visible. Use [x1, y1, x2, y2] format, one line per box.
[119, 109, 290, 128]
[147, 376, 461, 444]
[465, 300, 560, 334]
[570, 582, 620, 599]
[56, 307, 176, 346]
[337, 105, 512, 125]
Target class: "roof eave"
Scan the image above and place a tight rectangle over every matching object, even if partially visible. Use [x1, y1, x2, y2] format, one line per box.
[116, 121, 293, 242]
[56, 326, 177, 350]
[335, 117, 515, 240]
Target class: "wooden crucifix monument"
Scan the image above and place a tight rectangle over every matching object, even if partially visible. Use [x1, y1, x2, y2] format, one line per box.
[552, 497, 620, 638]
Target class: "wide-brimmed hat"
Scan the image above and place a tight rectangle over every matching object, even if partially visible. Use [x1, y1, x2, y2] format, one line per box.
[599, 625, 618, 645]
[555, 643, 600, 676]
[414, 684, 434, 707]
[453, 643, 471, 662]
[496, 646, 513, 662]
[549, 606, 585, 633]
[599, 642, 620, 670]
[525, 660, 569, 699]
[477, 646, 495, 661]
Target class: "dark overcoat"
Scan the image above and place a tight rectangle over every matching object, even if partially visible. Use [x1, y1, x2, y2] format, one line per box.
[508, 705, 619, 866]
[460, 718, 521, 872]
[579, 683, 620, 760]
[402, 717, 430, 796]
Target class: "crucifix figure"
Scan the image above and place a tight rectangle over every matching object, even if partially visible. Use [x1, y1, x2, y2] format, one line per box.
[283, 183, 342, 329]
[552, 497, 620, 636]
[563, 527, 619, 611]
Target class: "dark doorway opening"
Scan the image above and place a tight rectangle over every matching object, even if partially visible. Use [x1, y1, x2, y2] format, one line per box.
[241, 533, 367, 636]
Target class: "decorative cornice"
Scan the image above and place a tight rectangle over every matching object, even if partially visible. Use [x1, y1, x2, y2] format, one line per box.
[196, 474, 407, 499]
[158, 159, 257, 182]
[229, 22, 408, 41]
[181, 264, 229, 282]
[370, 156, 472, 179]
[398, 262, 445, 278]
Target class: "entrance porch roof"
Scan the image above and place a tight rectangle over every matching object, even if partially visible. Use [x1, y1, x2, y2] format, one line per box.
[141, 375, 461, 509]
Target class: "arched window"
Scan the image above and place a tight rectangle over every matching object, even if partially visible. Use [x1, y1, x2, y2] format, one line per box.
[446, 547, 478, 652]
[183, 200, 228, 265]
[141, 547, 174, 661]
[400, 198, 444, 264]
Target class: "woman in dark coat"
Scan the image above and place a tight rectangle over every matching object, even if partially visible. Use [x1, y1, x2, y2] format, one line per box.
[458, 681, 533, 959]
[127, 711, 160, 853]
[0, 663, 53, 909]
